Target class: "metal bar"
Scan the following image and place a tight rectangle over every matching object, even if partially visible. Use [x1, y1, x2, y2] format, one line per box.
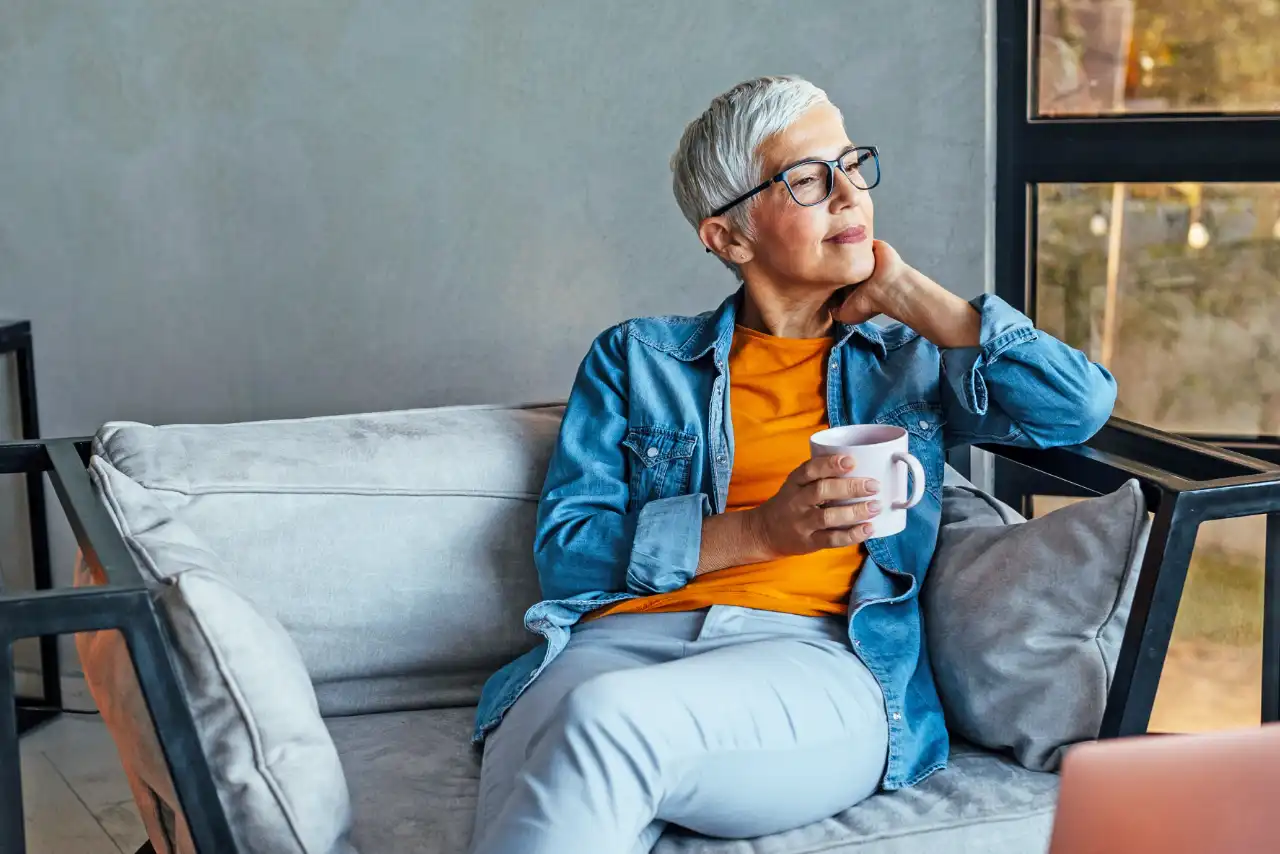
[42, 437, 234, 852]
[990, 455, 1098, 511]
[124, 607, 238, 854]
[0, 440, 48, 475]
[993, 0, 1032, 313]
[46, 439, 146, 588]
[1019, 116, 1280, 183]
[1184, 435, 1280, 467]
[0, 584, 235, 851]
[15, 331, 61, 712]
[1265, 514, 1280, 724]
[0, 321, 31, 353]
[1193, 470, 1280, 489]
[945, 447, 972, 481]
[15, 707, 58, 733]
[979, 441, 1187, 499]
[978, 415, 1280, 510]
[0, 640, 25, 854]
[1025, 182, 1040, 331]
[1179, 478, 1280, 522]
[1100, 494, 1200, 737]
[991, 459, 1030, 517]
[1092, 418, 1278, 479]
[0, 586, 153, 637]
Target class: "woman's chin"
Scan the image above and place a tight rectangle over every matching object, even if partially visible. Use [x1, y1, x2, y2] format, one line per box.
[839, 257, 875, 285]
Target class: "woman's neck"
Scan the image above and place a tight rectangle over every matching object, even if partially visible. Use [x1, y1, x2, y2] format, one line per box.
[737, 279, 845, 339]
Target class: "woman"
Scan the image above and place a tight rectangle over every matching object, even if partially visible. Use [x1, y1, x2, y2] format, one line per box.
[469, 76, 1116, 854]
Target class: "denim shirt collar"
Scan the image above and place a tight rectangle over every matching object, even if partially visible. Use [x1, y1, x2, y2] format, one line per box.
[674, 287, 888, 362]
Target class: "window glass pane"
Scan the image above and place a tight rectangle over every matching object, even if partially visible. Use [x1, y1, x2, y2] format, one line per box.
[1036, 182, 1280, 436]
[1032, 498, 1263, 732]
[1037, 0, 1280, 116]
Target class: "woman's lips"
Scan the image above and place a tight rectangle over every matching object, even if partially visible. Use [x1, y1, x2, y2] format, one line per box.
[827, 226, 868, 244]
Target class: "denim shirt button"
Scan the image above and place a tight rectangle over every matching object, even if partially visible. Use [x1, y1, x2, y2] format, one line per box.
[646, 447, 659, 458]
[892, 712, 902, 721]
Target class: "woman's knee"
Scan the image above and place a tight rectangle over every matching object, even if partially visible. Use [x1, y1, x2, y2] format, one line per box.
[559, 670, 650, 735]
[542, 669, 671, 772]
[522, 670, 666, 800]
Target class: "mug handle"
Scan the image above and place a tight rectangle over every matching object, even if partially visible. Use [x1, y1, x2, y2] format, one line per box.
[891, 452, 926, 511]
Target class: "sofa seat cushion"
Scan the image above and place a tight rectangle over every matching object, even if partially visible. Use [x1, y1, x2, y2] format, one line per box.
[327, 707, 481, 853]
[327, 707, 1059, 854]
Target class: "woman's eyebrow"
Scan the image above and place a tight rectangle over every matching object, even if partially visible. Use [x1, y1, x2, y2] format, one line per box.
[774, 144, 857, 173]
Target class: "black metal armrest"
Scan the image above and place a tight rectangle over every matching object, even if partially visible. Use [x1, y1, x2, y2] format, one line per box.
[977, 416, 1280, 739]
[0, 438, 236, 854]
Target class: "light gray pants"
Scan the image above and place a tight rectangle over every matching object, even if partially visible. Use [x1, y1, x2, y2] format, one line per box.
[469, 605, 889, 854]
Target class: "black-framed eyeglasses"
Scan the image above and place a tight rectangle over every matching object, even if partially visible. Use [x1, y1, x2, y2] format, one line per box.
[709, 145, 880, 218]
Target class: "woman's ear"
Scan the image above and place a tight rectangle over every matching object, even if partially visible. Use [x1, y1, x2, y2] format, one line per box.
[698, 217, 754, 264]
[697, 217, 728, 256]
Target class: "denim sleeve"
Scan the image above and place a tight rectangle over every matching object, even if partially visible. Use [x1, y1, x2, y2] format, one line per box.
[940, 294, 1118, 449]
[532, 324, 708, 602]
[626, 492, 710, 595]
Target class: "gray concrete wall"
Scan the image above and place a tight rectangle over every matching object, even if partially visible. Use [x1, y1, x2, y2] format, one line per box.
[0, 0, 989, 677]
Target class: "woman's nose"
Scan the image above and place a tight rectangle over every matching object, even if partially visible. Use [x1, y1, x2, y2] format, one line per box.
[829, 170, 862, 210]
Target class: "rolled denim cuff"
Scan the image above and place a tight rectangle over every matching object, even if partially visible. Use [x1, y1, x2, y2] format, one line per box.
[626, 492, 712, 595]
[941, 294, 1038, 416]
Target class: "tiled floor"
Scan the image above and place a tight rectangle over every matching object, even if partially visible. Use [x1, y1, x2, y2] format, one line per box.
[19, 714, 148, 854]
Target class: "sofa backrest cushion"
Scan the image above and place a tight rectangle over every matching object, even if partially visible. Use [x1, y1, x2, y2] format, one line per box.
[91, 403, 561, 716]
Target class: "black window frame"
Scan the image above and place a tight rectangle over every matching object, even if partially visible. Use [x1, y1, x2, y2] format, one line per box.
[994, 0, 1280, 512]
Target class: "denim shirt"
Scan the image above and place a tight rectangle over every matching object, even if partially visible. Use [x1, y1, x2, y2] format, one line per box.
[474, 288, 1116, 789]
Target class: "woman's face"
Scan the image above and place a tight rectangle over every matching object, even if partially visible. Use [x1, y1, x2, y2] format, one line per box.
[739, 104, 876, 289]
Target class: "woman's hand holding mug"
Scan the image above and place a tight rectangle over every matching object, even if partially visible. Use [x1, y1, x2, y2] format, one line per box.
[744, 455, 882, 559]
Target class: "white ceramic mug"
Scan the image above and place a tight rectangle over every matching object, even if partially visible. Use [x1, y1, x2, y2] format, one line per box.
[809, 424, 926, 539]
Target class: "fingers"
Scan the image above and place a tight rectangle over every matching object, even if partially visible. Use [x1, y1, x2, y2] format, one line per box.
[833, 295, 876, 327]
[817, 500, 881, 531]
[810, 475, 880, 505]
[872, 239, 899, 262]
[814, 523, 876, 550]
[792, 454, 854, 486]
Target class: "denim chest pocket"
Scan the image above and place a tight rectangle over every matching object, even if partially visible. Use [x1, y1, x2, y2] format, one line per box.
[622, 426, 698, 508]
[875, 404, 946, 499]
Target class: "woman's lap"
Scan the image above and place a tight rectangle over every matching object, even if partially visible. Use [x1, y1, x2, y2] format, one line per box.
[471, 607, 888, 853]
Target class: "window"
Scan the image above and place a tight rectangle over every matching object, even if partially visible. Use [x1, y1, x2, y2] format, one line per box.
[997, 0, 1280, 735]
[1037, 0, 1280, 116]
[1036, 182, 1280, 435]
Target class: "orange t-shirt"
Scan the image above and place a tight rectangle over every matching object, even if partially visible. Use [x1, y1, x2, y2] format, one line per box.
[592, 324, 865, 619]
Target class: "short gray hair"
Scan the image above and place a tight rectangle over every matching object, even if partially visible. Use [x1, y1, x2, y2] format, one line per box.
[670, 76, 835, 273]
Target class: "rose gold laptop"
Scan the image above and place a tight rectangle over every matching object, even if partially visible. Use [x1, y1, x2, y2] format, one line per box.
[1048, 724, 1280, 854]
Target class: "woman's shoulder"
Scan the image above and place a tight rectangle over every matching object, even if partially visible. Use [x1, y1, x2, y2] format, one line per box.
[625, 310, 715, 337]
[584, 310, 717, 358]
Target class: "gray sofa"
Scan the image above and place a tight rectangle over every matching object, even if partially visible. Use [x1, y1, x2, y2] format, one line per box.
[74, 402, 1064, 854]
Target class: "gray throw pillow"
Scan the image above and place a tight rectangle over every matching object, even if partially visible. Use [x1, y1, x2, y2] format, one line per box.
[924, 479, 1149, 772]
